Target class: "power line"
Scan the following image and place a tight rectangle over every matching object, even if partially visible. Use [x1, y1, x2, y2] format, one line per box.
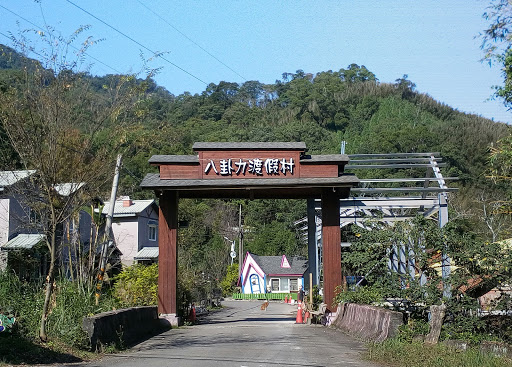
[0, 31, 11, 41]
[135, 0, 247, 82]
[64, 0, 208, 85]
[0, 4, 122, 74]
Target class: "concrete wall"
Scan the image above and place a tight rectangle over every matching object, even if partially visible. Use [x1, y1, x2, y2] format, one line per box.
[331, 303, 404, 342]
[82, 306, 163, 351]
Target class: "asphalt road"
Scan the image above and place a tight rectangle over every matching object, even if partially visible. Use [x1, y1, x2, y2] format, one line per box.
[75, 300, 380, 367]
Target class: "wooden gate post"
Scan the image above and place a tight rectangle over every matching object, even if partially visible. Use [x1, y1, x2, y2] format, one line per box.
[322, 188, 342, 311]
[158, 190, 179, 326]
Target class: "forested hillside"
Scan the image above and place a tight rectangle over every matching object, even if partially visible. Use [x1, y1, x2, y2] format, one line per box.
[1, 44, 510, 300]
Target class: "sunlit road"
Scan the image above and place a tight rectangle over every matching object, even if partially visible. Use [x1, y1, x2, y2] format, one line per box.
[76, 300, 380, 367]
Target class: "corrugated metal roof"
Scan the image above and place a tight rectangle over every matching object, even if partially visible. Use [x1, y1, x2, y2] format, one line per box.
[0, 170, 36, 188]
[192, 142, 307, 151]
[2, 233, 45, 250]
[100, 199, 156, 216]
[134, 247, 159, 259]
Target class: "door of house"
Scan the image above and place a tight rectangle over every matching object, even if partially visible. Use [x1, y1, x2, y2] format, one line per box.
[250, 274, 261, 294]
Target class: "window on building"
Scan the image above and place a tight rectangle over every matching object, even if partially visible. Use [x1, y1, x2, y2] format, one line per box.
[148, 221, 157, 241]
[290, 279, 298, 291]
[271, 278, 279, 292]
[29, 208, 41, 224]
[280, 278, 289, 292]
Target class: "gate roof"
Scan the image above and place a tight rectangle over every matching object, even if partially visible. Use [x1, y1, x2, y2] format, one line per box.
[141, 142, 359, 199]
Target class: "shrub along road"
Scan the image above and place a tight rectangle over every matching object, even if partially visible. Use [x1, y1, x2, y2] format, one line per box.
[75, 300, 379, 367]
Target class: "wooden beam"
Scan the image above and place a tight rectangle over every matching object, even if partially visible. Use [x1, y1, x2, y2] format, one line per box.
[322, 188, 342, 311]
[158, 190, 178, 316]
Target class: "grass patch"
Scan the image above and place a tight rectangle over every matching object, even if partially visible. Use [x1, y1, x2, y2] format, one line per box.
[0, 334, 97, 366]
[367, 339, 512, 367]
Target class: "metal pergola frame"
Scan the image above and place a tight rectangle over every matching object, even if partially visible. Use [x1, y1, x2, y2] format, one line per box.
[299, 152, 457, 294]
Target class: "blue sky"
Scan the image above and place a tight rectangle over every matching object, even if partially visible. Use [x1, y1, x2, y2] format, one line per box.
[1, 0, 510, 123]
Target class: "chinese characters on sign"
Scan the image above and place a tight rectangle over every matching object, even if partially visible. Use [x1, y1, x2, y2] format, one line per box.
[205, 158, 295, 176]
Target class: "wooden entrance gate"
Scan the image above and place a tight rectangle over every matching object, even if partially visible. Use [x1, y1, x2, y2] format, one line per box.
[141, 142, 359, 324]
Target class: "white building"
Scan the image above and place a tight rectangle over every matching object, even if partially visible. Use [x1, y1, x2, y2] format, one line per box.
[239, 252, 307, 295]
[99, 197, 159, 266]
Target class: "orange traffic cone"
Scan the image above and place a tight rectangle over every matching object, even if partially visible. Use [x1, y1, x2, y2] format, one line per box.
[284, 295, 288, 303]
[295, 305, 303, 324]
[304, 310, 310, 324]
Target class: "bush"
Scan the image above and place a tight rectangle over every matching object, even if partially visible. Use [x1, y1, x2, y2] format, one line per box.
[334, 285, 384, 305]
[0, 270, 42, 338]
[113, 264, 158, 307]
[397, 318, 430, 342]
[440, 295, 487, 344]
[0, 270, 119, 347]
[220, 264, 238, 296]
[367, 339, 512, 367]
[46, 281, 119, 347]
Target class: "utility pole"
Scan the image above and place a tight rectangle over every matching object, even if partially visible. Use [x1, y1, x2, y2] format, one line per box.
[238, 203, 243, 277]
[95, 154, 122, 305]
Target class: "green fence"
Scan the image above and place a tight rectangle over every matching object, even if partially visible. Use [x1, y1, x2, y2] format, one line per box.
[232, 293, 297, 301]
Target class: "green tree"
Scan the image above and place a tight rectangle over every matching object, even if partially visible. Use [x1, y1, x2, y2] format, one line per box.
[481, 0, 512, 108]
[245, 220, 301, 256]
[0, 28, 146, 341]
[220, 263, 239, 296]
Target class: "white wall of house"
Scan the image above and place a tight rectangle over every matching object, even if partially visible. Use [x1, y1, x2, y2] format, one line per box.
[111, 205, 159, 267]
[0, 198, 10, 246]
[266, 277, 304, 293]
[0, 198, 8, 271]
[112, 218, 139, 266]
[242, 266, 265, 294]
[241, 274, 305, 294]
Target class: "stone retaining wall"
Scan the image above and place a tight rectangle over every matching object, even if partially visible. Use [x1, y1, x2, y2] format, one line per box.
[331, 303, 404, 342]
[82, 306, 163, 351]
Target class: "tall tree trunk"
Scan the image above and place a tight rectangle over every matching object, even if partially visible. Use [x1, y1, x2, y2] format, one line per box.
[39, 227, 56, 342]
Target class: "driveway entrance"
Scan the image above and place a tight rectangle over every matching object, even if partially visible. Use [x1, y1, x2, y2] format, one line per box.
[81, 300, 379, 367]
